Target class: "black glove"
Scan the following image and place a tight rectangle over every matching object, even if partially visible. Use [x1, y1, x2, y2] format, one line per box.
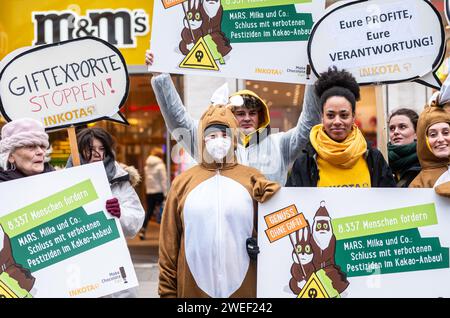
[246, 237, 259, 260]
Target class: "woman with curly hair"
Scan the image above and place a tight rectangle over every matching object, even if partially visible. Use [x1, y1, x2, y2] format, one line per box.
[286, 67, 395, 188]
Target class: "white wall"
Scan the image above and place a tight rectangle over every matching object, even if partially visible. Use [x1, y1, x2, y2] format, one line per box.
[385, 82, 433, 116]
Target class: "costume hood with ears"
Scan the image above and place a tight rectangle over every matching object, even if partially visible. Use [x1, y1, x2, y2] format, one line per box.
[409, 98, 450, 188]
[229, 90, 271, 147]
[198, 104, 239, 170]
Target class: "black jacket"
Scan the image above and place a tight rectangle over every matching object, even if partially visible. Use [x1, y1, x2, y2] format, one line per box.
[393, 164, 421, 188]
[286, 142, 396, 188]
[0, 163, 55, 182]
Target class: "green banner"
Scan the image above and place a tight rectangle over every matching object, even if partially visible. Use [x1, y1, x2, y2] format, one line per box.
[10, 207, 120, 272]
[0, 180, 98, 237]
[221, 5, 313, 43]
[222, 0, 311, 10]
[335, 229, 449, 277]
[331, 203, 437, 240]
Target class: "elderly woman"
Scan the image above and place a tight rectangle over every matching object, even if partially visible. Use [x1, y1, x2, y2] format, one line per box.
[0, 118, 54, 181]
[0, 118, 53, 296]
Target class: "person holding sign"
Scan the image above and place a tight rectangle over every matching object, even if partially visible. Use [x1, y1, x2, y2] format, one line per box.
[286, 67, 395, 189]
[66, 127, 145, 298]
[159, 101, 280, 298]
[145, 51, 322, 186]
[285, 68, 394, 295]
[409, 80, 450, 194]
[0, 118, 55, 297]
[387, 108, 421, 187]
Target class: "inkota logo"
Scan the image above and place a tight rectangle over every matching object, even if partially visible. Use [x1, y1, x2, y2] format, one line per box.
[32, 9, 149, 48]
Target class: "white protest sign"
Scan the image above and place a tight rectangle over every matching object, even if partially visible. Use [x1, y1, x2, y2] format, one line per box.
[149, 0, 325, 84]
[308, 0, 445, 89]
[258, 188, 450, 298]
[0, 37, 129, 130]
[0, 162, 138, 298]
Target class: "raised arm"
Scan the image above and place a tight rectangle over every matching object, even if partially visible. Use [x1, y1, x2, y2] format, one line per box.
[280, 84, 322, 166]
[151, 73, 199, 160]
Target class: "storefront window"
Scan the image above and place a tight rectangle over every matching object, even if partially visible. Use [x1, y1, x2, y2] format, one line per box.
[244, 80, 303, 132]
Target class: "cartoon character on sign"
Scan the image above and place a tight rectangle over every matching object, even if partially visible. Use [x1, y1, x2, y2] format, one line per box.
[310, 202, 349, 294]
[311, 201, 336, 269]
[289, 222, 315, 294]
[200, 0, 232, 57]
[179, 0, 204, 55]
[201, 0, 221, 34]
[0, 224, 35, 297]
[178, 0, 232, 65]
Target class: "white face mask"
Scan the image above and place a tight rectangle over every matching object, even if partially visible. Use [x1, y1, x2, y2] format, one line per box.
[205, 137, 232, 161]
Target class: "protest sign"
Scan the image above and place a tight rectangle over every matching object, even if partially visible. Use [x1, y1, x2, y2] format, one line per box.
[308, 0, 445, 89]
[0, 37, 129, 131]
[148, 0, 325, 83]
[0, 162, 138, 298]
[258, 188, 450, 298]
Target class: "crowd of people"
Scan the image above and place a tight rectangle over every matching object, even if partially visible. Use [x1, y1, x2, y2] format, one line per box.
[1, 50, 449, 298]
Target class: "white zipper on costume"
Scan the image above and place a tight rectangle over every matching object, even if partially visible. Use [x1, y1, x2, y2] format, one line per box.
[215, 169, 223, 288]
[183, 169, 254, 297]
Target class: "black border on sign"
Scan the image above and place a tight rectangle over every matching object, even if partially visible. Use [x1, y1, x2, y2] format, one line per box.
[0, 36, 130, 131]
[307, 0, 446, 89]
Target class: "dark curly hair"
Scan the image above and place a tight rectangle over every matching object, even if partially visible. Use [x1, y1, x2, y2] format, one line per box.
[315, 66, 360, 113]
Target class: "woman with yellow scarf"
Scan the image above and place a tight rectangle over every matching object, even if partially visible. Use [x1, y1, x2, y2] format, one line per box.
[286, 67, 396, 188]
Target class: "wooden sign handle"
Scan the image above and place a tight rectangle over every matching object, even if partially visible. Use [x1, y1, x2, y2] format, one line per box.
[67, 126, 81, 166]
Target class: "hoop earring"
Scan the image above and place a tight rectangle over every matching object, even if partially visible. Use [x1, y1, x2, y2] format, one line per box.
[9, 163, 16, 171]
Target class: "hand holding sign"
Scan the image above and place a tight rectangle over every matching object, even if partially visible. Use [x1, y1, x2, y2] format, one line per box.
[308, 0, 445, 89]
[0, 37, 129, 130]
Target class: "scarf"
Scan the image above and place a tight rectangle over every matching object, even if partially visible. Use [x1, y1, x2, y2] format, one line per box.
[310, 124, 367, 169]
[388, 142, 419, 174]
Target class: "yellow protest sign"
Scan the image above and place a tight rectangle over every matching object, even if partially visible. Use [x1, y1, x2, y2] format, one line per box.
[264, 204, 307, 243]
[0, 0, 153, 65]
[161, 0, 186, 9]
[265, 213, 307, 243]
